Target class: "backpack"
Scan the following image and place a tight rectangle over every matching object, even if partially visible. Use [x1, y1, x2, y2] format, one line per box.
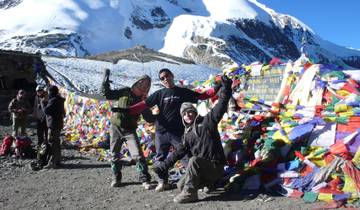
[0, 135, 14, 156]
[15, 136, 35, 158]
[30, 142, 50, 171]
[37, 142, 50, 166]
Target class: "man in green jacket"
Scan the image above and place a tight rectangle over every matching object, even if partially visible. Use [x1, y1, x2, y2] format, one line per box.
[101, 69, 155, 189]
[8, 89, 31, 136]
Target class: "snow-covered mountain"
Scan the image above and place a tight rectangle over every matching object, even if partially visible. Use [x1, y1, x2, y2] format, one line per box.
[1, 0, 360, 69]
[42, 46, 219, 95]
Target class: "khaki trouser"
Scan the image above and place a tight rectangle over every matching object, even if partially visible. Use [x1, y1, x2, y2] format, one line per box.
[12, 117, 27, 136]
[178, 156, 224, 192]
[110, 125, 150, 182]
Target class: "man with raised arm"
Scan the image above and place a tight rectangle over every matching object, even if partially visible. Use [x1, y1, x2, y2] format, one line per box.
[125, 68, 220, 191]
[153, 75, 232, 203]
[101, 69, 155, 189]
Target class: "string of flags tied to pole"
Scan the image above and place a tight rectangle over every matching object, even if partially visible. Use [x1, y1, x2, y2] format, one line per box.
[55, 55, 360, 208]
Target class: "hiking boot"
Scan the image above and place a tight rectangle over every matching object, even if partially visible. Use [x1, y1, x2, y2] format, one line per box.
[176, 178, 185, 191]
[111, 180, 122, 187]
[30, 161, 42, 171]
[176, 181, 183, 191]
[199, 185, 215, 194]
[142, 182, 153, 190]
[155, 183, 170, 192]
[42, 162, 59, 170]
[173, 189, 198, 203]
[110, 173, 122, 187]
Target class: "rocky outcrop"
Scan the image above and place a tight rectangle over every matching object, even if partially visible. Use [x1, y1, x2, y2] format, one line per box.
[0, 32, 89, 57]
[230, 19, 300, 60]
[181, 19, 301, 68]
[342, 56, 360, 69]
[131, 6, 171, 30]
[183, 36, 233, 68]
[0, 0, 22, 9]
[88, 45, 194, 64]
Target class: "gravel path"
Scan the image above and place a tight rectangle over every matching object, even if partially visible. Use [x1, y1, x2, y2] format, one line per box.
[0, 125, 322, 210]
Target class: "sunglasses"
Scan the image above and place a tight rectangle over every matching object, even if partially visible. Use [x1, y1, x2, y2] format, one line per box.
[160, 74, 171, 81]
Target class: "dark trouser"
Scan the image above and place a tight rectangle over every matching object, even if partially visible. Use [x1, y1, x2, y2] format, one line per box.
[36, 119, 48, 147]
[155, 131, 188, 183]
[178, 156, 224, 192]
[110, 125, 150, 183]
[12, 117, 27, 136]
[48, 128, 61, 165]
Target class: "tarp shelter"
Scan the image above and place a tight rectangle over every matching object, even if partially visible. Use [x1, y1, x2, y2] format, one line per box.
[0, 49, 39, 91]
[0, 50, 45, 123]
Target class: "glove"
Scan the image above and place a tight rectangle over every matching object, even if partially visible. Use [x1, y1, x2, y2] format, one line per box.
[110, 107, 129, 113]
[152, 161, 168, 178]
[104, 69, 110, 80]
[221, 75, 232, 89]
[101, 69, 111, 86]
[213, 80, 222, 93]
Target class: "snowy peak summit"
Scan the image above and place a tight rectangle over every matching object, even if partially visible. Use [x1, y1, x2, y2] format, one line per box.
[0, 0, 359, 68]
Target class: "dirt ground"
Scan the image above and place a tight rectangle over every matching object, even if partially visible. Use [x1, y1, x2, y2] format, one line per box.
[0, 123, 325, 210]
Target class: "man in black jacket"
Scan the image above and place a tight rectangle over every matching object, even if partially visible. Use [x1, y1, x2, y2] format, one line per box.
[125, 68, 220, 191]
[153, 75, 232, 203]
[42, 85, 65, 169]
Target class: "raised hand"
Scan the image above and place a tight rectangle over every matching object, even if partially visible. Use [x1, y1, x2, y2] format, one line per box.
[221, 74, 233, 89]
[102, 69, 111, 86]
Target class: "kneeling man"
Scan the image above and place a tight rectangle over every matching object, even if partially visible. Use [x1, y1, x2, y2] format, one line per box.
[154, 75, 232, 203]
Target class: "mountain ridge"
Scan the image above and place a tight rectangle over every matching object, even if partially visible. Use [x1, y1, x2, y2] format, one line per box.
[0, 0, 359, 69]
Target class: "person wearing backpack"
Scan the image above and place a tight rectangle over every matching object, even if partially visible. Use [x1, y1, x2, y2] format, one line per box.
[28, 85, 50, 170]
[101, 69, 156, 189]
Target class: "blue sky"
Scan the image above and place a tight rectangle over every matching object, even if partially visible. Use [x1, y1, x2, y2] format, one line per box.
[257, 0, 360, 50]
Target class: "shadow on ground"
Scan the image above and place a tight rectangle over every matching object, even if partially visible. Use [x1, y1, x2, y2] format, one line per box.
[62, 155, 90, 161]
[60, 163, 110, 169]
[202, 189, 282, 202]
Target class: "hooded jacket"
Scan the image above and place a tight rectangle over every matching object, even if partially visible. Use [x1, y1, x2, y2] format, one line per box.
[163, 85, 232, 167]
